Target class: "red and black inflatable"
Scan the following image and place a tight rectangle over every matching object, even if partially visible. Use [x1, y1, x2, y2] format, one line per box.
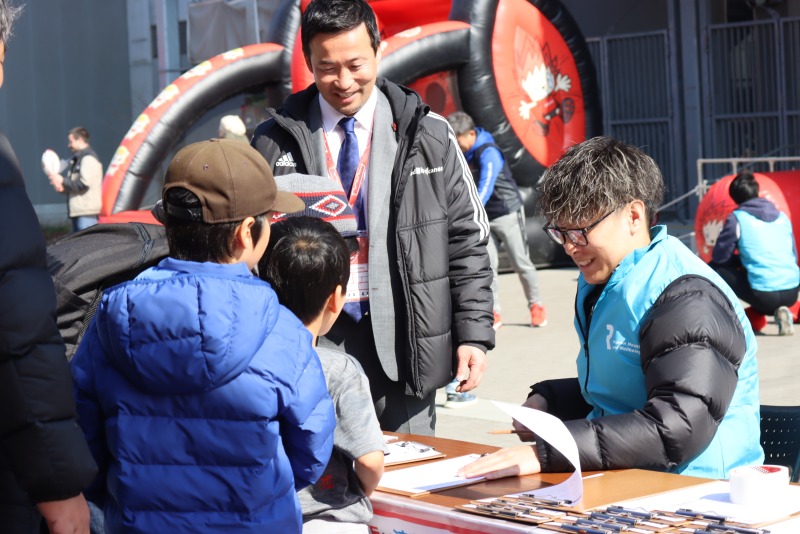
[100, 0, 602, 265]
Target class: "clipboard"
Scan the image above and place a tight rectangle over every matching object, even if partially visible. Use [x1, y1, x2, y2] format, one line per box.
[384, 440, 446, 466]
[377, 454, 487, 497]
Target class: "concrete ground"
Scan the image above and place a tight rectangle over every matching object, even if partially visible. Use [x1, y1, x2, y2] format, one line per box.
[434, 268, 800, 448]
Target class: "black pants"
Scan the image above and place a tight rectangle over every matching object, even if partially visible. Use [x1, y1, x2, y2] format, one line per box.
[712, 259, 799, 315]
[320, 313, 436, 436]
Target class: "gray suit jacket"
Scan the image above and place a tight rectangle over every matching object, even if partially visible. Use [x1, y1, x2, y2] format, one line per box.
[365, 92, 400, 380]
[301, 93, 401, 380]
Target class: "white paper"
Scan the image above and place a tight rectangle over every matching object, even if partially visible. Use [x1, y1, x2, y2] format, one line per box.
[493, 401, 583, 504]
[384, 440, 444, 466]
[378, 454, 486, 494]
[614, 479, 800, 526]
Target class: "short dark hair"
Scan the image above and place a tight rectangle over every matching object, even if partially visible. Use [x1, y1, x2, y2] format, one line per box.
[301, 0, 380, 59]
[163, 187, 266, 263]
[538, 136, 664, 226]
[259, 216, 350, 326]
[69, 127, 90, 142]
[446, 111, 476, 137]
[729, 170, 759, 205]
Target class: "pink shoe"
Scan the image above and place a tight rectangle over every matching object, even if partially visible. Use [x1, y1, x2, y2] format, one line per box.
[530, 303, 547, 327]
[788, 301, 800, 324]
[493, 311, 503, 331]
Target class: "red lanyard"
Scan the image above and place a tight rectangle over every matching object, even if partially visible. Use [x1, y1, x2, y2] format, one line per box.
[322, 128, 372, 207]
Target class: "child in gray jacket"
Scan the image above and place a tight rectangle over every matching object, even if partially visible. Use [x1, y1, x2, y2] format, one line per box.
[260, 174, 385, 533]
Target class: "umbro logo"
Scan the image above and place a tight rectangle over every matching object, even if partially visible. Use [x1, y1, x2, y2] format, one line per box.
[275, 152, 297, 167]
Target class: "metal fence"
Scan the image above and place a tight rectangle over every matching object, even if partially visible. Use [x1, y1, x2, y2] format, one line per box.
[587, 31, 682, 216]
[700, 16, 800, 184]
[587, 16, 800, 220]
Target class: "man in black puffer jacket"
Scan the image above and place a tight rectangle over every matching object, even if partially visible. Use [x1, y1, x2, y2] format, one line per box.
[252, 0, 494, 435]
[458, 137, 762, 482]
[0, 2, 97, 531]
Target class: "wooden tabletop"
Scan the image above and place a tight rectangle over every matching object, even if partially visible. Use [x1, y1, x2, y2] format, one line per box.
[383, 432, 572, 508]
[382, 432, 712, 512]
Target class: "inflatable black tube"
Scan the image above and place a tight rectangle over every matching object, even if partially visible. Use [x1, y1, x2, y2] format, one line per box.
[378, 27, 471, 85]
[263, 0, 302, 100]
[114, 48, 288, 213]
[450, 0, 602, 187]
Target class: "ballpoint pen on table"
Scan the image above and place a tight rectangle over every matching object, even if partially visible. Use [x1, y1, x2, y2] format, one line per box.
[517, 494, 569, 506]
[675, 508, 730, 523]
[702, 523, 770, 534]
[589, 511, 639, 525]
[605, 505, 657, 520]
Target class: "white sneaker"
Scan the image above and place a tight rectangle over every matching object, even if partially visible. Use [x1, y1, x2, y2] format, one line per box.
[775, 306, 794, 336]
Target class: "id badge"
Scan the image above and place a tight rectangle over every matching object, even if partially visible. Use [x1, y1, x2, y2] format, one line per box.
[346, 234, 369, 304]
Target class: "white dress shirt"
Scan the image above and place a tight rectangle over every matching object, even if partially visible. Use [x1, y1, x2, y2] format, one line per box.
[319, 88, 378, 182]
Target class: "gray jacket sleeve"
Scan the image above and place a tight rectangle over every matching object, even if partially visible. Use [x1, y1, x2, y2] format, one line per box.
[538, 276, 745, 472]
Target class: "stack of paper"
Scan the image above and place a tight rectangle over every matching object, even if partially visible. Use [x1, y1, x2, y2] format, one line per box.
[378, 454, 486, 496]
[384, 440, 445, 466]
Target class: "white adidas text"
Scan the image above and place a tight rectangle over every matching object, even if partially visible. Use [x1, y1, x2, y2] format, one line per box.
[275, 153, 297, 167]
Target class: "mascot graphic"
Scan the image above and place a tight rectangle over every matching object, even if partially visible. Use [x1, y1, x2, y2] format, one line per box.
[517, 40, 574, 136]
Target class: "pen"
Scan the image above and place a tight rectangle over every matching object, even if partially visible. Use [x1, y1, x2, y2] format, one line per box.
[475, 504, 523, 518]
[702, 523, 769, 534]
[605, 505, 657, 520]
[576, 518, 628, 532]
[589, 511, 639, 525]
[487, 429, 526, 434]
[676, 508, 729, 523]
[518, 494, 568, 506]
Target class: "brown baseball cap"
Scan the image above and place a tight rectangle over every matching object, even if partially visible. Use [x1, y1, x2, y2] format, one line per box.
[160, 138, 304, 223]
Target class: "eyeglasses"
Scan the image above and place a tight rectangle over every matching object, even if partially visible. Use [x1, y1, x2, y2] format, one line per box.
[543, 209, 616, 247]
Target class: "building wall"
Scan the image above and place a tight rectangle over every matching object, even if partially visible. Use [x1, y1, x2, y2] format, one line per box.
[562, 0, 669, 35]
[0, 0, 133, 224]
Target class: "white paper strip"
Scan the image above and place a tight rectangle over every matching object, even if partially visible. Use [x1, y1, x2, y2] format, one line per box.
[493, 401, 583, 504]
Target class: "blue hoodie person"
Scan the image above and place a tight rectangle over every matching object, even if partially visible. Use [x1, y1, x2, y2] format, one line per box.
[70, 139, 335, 533]
[712, 170, 800, 335]
[447, 111, 546, 340]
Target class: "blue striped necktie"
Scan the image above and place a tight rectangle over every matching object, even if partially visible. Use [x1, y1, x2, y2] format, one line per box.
[337, 117, 359, 196]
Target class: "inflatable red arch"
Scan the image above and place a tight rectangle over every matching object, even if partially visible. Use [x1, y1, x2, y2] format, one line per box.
[100, 0, 601, 266]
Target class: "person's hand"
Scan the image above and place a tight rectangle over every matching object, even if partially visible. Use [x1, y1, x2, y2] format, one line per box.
[453, 345, 487, 393]
[37, 493, 91, 534]
[457, 445, 541, 480]
[49, 173, 64, 192]
[512, 393, 549, 442]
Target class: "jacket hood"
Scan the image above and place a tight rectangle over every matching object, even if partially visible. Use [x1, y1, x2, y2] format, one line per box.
[465, 128, 494, 161]
[736, 197, 781, 222]
[94, 258, 281, 395]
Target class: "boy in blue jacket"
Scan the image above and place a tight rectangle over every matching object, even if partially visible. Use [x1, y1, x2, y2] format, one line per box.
[70, 139, 336, 533]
